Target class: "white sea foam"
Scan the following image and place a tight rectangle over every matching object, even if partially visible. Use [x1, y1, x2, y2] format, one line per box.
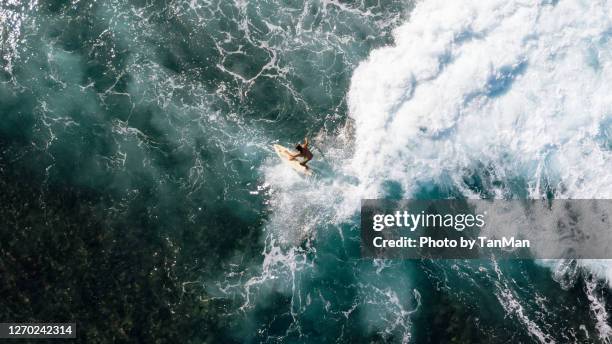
[1, 1, 38, 75]
[585, 274, 612, 341]
[347, 0, 612, 201]
[492, 259, 554, 343]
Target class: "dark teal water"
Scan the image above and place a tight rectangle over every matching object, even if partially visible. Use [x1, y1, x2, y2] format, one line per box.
[2, 0, 611, 343]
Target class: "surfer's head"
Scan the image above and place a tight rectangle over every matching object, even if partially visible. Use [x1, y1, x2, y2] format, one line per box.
[295, 145, 303, 152]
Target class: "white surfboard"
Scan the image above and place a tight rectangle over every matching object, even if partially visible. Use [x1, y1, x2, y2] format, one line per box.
[273, 144, 313, 176]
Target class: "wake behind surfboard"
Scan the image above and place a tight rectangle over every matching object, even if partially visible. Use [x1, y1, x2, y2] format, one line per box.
[273, 144, 313, 176]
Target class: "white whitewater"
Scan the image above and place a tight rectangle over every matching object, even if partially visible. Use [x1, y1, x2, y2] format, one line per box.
[348, 0, 612, 201]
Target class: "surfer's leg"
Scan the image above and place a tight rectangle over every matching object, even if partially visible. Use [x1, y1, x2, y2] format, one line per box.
[300, 157, 311, 167]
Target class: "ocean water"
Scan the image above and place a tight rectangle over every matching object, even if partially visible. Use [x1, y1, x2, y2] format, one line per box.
[1, 0, 612, 343]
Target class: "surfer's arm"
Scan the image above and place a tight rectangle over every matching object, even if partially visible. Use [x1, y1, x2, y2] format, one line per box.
[303, 137, 309, 148]
[289, 152, 300, 160]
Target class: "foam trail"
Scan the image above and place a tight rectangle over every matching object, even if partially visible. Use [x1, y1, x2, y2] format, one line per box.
[585, 274, 612, 342]
[493, 259, 554, 343]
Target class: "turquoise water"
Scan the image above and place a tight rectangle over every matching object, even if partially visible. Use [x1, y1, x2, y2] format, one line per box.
[2, 0, 612, 343]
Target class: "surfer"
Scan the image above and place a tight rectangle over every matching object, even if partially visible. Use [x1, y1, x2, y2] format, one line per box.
[290, 137, 313, 168]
